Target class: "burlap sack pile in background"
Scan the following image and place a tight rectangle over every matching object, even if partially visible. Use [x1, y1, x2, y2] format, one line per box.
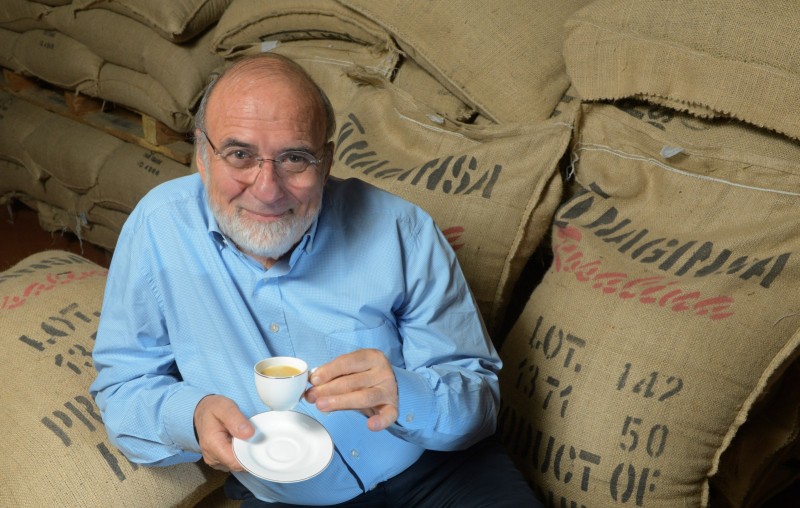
[562, 0, 800, 141]
[0, 0, 50, 32]
[0, 0, 228, 133]
[339, 0, 593, 124]
[211, 0, 395, 57]
[212, 0, 590, 125]
[71, 0, 232, 43]
[0, 251, 227, 507]
[498, 102, 800, 507]
[0, 89, 193, 249]
[44, 4, 225, 133]
[325, 73, 571, 337]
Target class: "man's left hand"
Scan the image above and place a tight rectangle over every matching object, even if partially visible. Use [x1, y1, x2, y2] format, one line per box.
[305, 348, 399, 431]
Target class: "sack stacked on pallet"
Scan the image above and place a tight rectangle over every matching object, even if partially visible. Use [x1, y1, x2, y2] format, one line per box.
[0, 89, 193, 250]
[499, 1, 800, 506]
[0, 0, 227, 133]
[0, 251, 229, 508]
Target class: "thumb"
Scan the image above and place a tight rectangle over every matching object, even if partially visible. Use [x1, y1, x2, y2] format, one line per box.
[218, 403, 255, 440]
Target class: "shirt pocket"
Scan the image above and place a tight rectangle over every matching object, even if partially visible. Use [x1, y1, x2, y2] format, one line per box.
[324, 319, 404, 367]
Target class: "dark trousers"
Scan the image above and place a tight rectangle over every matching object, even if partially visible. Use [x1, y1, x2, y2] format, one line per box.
[224, 434, 544, 507]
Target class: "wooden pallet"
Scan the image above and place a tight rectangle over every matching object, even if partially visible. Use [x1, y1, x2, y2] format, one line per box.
[0, 69, 194, 165]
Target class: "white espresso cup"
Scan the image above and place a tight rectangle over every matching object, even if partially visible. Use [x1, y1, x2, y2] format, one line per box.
[254, 357, 309, 411]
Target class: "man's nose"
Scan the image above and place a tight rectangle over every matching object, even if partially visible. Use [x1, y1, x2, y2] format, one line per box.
[248, 161, 285, 202]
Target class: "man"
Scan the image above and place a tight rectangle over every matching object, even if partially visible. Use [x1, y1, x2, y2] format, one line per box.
[91, 53, 541, 507]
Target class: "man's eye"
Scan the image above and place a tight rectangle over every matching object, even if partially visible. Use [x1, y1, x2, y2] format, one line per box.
[227, 150, 252, 161]
[283, 152, 310, 164]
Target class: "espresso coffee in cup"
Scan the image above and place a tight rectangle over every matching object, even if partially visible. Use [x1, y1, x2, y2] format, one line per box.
[254, 357, 309, 411]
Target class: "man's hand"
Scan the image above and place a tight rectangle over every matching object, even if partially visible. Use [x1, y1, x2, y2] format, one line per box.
[194, 395, 254, 471]
[305, 348, 399, 431]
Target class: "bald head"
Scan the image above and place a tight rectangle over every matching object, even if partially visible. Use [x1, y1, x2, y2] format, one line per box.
[195, 53, 336, 143]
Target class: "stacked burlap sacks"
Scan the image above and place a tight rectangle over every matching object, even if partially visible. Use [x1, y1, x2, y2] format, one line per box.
[0, 251, 229, 507]
[498, 1, 800, 507]
[0, 0, 232, 249]
[212, 0, 592, 124]
[0, 0, 227, 132]
[0, 89, 194, 250]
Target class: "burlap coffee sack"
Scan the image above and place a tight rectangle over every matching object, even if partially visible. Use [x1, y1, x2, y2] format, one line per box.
[0, 0, 50, 32]
[0, 26, 20, 69]
[19, 105, 124, 192]
[328, 75, 570, 337]
[72, 0, 231, 43]
[498, 102, 800, 507]
[261, 39, 398, 117]
[82, 142, 194, 213]
[211, 0, 395, 57]
[0, 251, 227, 507]
[0, 160, 87, 219]
[13, 29, 101, 94]
[392, 57, 476, 123]
[83, 204, 129, 234]
[0, 159, 42, 201]
[0, 90, 63, 180]
[563, 0, 800, 140]
[46, 5, 223, 111]
[339, 0, 593, 124]
[97, 62, 192, 133]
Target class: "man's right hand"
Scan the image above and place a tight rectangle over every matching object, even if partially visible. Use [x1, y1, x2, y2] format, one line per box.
[194, 394, 254, 472]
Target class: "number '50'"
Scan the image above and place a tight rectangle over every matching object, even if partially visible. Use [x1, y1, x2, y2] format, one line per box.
[619, 416, 669, 458]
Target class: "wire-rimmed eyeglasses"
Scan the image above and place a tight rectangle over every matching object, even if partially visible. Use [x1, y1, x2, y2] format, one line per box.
[199, 130, 325, 184]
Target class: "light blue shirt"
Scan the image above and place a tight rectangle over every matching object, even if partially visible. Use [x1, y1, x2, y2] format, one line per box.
[90, 174, 501, 505]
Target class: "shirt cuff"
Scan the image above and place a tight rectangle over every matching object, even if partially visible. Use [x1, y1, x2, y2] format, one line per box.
[162, 384, 213, 455]
[393, 367, 435, 430]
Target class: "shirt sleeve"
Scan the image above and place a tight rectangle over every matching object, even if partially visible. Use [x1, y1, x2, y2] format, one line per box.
[386, 214, 502, 451]
[89, 220, 210, 466]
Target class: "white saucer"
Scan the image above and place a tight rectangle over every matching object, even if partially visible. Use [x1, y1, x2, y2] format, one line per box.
[233, 411, 333, 483]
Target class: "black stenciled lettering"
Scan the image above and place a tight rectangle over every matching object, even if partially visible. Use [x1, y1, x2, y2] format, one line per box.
[19, 334, 45, 351]
[617, 363, 683, 402]
[65, 401, 96, 431]
[639, 239, 681, 264]
[560, 182, 793, 289]
[693, 248, 732, 277]
[335, 113, 502, 198]
[42, 416, 71, 446]
[74, 395, 104, 424]
[656, 241, 697, 271]
[610, 463, 660, 506]
[97, 442, 127, 481]
[740, 253, 791, 289]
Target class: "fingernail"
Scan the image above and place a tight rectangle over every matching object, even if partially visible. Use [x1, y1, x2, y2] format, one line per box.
[316, 398, 329, 410]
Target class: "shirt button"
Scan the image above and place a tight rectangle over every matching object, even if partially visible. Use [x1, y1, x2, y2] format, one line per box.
[270, 323, 280, 333]
[350, 449, 360, 458]
[405, 413, 414, 423]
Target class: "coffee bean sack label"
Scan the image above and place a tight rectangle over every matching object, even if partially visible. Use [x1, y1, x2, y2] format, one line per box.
[498, 104, 800, 507]
[0, 251, 223, 507]
[330, 81, 570, 335]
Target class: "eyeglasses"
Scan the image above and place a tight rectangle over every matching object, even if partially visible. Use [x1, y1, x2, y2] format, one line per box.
[199, 130, 325, 184]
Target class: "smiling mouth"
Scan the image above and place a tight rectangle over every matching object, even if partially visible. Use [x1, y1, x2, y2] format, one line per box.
[241, 208, 293, 222]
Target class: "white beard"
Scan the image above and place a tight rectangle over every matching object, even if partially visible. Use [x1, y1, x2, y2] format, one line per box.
[208, 193, 320, 261]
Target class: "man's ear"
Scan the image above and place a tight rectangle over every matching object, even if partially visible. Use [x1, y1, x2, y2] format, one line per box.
[195, 130, 208, 183]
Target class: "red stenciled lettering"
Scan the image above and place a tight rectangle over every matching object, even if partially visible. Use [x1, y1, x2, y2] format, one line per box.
[442, 226, 465, 251]
[0, 270, 108, 312]
[552, 226, 735, 321]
